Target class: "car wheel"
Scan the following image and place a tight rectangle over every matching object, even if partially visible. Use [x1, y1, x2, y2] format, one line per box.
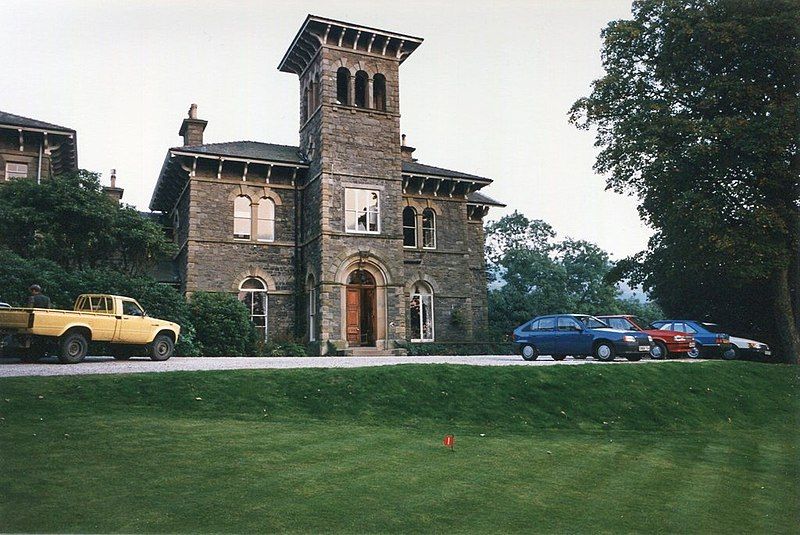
[687, 346, 701, 359]
[626, 354, 642, 361]
[59, 332, 89, 364]
[593, 342, 616, 362]
[520, 344, 538, 361]
[650, 341, 668, 360]
[149, 334, 174, 361]
[552, 354, 566, 361]
[722, 346, 738, 360]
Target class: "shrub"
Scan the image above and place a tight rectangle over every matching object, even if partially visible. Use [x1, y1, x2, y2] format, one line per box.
[258, 335, 308, 357]
[189, 292, 258, 357]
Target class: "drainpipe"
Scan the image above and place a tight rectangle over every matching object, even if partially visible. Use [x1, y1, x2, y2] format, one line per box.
[37, 141, 43, 184]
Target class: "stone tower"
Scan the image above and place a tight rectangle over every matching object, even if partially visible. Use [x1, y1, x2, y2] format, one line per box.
[279, 16, 424, 352]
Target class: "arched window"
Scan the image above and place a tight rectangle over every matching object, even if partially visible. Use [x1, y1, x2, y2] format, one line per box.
[373, 73, 387, 111]
[257, 198, 275, 242]
[410, 281, 434, 342]
[403, 206, 417, 247]
[238, 277, 268, 340]
[336, 67, 350, 105]
[422, 208, 436, 249]
[307, 274, 317, 342]
[354, 70, 368, 108]
[233, 195, 252, 240]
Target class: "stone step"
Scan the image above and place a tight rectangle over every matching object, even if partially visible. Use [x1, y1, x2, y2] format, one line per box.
[340, 347, 408, 357]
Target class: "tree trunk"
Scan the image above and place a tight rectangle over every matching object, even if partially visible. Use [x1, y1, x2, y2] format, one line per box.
[772, 265, 800, 364]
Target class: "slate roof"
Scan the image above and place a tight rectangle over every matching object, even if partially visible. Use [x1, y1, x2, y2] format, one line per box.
[467, 190, 505, 207]
[0, 111, 75, 133]
[402, 160, 491, 182]
[174, 141, 306, 165]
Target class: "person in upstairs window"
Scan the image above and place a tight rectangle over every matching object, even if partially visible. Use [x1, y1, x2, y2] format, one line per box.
[27, 285, 51, 309]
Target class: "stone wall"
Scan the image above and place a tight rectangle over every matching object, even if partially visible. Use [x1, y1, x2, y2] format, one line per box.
[402, 196, 485, 342]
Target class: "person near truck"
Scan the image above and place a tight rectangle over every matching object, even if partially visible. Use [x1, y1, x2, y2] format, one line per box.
[27, 285, 51, 309]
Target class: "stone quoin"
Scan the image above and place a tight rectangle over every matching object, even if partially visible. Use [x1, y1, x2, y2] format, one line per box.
[149, 15, 504, 354]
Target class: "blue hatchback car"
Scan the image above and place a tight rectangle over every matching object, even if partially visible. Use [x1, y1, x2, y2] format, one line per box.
[513, 314, 652, 362]
[650, 320, 734, 359]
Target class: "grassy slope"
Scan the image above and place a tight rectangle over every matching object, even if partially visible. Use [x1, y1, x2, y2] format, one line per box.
[0, 362, 798, 533]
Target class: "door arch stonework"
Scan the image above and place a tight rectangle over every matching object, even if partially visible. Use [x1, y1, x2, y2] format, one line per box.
[332, 255, 391, 348]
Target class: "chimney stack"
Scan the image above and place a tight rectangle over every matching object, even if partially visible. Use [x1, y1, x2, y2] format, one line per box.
[179, 103, 207, 146]
[400, 133, 417, 162]
[103, 168, 124, 203]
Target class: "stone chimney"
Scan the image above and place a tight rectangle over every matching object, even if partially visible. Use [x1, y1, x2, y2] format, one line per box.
[179, 103, 208, 146]
[400, 133, 417, 162]
[103, 169, 124, 203]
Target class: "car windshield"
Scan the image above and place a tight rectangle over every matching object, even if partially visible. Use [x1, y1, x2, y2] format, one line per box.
[629, 317, 647, 330]
[576, 315, 609, 329]
[701, 322, 726, 334]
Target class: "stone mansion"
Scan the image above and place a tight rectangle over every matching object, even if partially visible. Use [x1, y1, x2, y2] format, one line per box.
[149, 15, 503, 353]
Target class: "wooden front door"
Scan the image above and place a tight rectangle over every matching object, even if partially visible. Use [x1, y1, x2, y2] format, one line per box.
[346, 269, 377, 347]
[346, 288, 361, 345]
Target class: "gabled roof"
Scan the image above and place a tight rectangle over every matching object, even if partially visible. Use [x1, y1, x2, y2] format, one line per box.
[402, 160, 491, 183]
[0, 110, 75, 133]
[174, 141, 306, 165]
[467, 190, 505, 207]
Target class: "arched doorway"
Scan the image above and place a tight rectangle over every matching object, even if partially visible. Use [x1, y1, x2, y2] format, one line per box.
[346, 269, 376, 346]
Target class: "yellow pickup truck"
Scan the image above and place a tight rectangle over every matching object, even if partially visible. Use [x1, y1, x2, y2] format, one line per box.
[0, 294, 180, 364]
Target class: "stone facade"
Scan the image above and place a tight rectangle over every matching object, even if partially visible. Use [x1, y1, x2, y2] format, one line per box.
[0, 111, 77, 182]
[149, 16, 503, 353]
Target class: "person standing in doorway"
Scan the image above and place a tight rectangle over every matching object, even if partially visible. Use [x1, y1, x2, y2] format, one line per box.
[27, 285, 51, 309]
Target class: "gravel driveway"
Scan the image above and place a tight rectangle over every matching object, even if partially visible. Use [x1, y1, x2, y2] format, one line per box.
[0, 355, 693, 378]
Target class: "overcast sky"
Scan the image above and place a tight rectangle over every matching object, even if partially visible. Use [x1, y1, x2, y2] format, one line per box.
[3, 0, 650, 259]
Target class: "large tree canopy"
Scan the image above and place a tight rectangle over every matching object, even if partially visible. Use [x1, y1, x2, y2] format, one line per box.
[0, 170, 174, 274]
[570, 0, 799, 361]
[485, 212, 662, 337]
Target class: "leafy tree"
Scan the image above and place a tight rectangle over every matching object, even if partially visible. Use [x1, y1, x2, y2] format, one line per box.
[0, 170, 174, 273]
[485, 213, 660, 338]
[570, 0, 799, 362]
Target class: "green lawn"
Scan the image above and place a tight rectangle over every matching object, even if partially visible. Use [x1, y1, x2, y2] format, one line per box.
[1, 362, 798, 533]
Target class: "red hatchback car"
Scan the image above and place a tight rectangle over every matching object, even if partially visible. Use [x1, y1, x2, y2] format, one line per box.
[598, 315, 697, 359]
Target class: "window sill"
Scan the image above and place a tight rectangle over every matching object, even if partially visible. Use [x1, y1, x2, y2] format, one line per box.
[345, 230, 380, 235]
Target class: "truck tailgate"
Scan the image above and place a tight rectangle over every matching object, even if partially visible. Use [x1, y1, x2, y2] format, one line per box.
[0, 309, 34, 330]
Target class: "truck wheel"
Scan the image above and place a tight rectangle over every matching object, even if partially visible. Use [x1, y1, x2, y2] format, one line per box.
[149, 334, 174, 361]
[650, 341, 668, 359]
[59, 332, 89, 364]
[520, 344, 538, 361]
[593, 342, 616, 362]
